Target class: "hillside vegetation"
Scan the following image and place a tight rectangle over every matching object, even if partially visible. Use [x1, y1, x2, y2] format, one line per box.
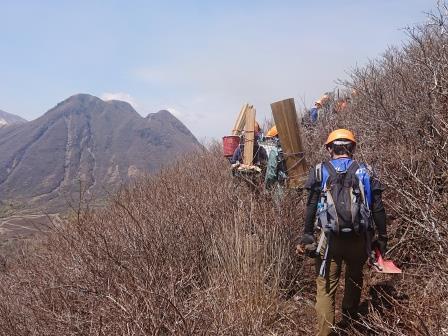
[0, 4, 447, 336]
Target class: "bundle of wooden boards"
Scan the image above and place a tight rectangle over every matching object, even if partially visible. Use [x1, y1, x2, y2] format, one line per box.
[229, 99, 308, 188]
[231, 104, 256, 167]
[271, 98, 308, 188]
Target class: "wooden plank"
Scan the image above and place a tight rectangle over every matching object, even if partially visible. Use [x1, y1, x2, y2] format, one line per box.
[271, 98, 308, 188]
[243, 106, 256, 165]
[231, 103, 251, 135]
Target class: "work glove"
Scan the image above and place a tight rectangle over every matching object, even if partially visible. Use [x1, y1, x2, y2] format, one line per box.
[300, 233, 315, 245]
[296, 233, 316, 258]
[372, 235, 388, 256]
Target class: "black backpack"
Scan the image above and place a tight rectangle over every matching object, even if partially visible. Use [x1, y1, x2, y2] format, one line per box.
[316, 161, 369, 234]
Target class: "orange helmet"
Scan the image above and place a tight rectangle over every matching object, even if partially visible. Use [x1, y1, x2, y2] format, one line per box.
[325, 129, 356, 146]
[320, 94, 330, 104]
[266, 125, 278, 137]
[334, 100, 348, 113]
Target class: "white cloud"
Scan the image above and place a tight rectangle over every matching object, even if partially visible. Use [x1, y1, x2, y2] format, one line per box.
[100, 92, 139, 109]
[127, 2, 425, 139]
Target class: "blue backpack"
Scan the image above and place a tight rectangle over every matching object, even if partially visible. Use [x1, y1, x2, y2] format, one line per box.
[315, 160, 374, 234]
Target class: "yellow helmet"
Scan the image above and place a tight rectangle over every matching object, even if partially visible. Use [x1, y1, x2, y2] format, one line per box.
[266, 125, 278, 137]
[325, 129, 356, 146]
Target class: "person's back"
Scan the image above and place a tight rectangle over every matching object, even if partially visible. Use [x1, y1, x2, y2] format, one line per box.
[299, 129, 387, 336]
[310, 100, 322, 123]
[230, 122, 267, 166]
[264, 125, 287, 189]
[230, 142, 267, 165]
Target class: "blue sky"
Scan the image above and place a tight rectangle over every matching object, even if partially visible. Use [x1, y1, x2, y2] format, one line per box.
[0, 0, 435, 138]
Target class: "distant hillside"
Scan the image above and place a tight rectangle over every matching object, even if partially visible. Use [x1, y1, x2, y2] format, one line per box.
[0, 109, 27, 127]
[0, 94, 201, 210]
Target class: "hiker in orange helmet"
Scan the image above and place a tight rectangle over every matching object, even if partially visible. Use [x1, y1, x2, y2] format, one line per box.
[320, 94, 330, 105]
[310, 101, 322, 123]
[334, 99, 348, 113]
[310, 95, 330, 123]
[264, 125, 287, 190]
[299, 129, 388, 335]
[266, 125, 278, 138]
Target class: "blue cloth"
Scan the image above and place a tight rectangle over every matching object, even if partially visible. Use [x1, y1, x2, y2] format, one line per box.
[230, 132, 265, 164]
[230, 142, 268, 165]
[230, 146, 242, 164]
[320, 158, 373, 206]
[310, 107, 319, 123]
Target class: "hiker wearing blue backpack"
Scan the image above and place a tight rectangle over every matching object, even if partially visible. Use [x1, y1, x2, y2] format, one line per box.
[299, 129, 388, 336]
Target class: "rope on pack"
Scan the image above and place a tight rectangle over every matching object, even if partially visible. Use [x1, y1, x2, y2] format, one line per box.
[282, 151, 305, 173]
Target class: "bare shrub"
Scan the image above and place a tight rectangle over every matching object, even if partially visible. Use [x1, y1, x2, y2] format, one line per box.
[0, 146, 313, 335]
[0, 2, 447, 335]
[299, 2, 448, 333]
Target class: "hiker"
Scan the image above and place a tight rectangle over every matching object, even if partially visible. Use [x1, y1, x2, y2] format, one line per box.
[310, 94, 331, 123]
[264, 125, 287, 189]
[299, 129, 387, 336]
[309, 100, 322, 123]
[334, 98, 348, 113]
[230, 121, 267, 165]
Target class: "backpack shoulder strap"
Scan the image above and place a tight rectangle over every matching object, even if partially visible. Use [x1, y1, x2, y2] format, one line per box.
[347, 160, 360, 176]
[323, 160, 338, 178]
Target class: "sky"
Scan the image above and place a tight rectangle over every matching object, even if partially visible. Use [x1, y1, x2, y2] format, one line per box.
[0, 0, 436, 139]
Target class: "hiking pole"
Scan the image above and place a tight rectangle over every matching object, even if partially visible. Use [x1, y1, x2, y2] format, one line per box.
[318, 233, 331, 277]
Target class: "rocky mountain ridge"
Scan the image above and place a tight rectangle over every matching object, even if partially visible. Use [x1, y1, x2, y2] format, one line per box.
[0, 94, 201, 211]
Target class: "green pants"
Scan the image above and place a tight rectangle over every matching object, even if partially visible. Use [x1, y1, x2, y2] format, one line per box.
[315, 233, 367, 336]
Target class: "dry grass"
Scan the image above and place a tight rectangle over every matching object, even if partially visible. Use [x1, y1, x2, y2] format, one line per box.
[0, 148, 315, 335]
[299, 3, 448, 334]
[0, 2, 447, 335]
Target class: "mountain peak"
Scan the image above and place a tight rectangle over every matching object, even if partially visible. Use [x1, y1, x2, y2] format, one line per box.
[104, 99, 135, 112]
[0, 109, 27, 126]
[0, 94, 201, 211]
[67, 93, 100, 101]
[44, 93, 139, 120]
[146, 109, 194, 137]
[58, 93, 103, 109]
[147, 109, 175, 120]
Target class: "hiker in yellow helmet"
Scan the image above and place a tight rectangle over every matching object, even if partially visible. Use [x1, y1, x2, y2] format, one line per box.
[299, 129, 388, 335]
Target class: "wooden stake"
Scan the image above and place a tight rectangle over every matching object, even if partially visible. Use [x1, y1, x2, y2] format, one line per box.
[243, 107, 256, 165]
[232, 103, 251, 135]
[271, 98, 307, 188]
